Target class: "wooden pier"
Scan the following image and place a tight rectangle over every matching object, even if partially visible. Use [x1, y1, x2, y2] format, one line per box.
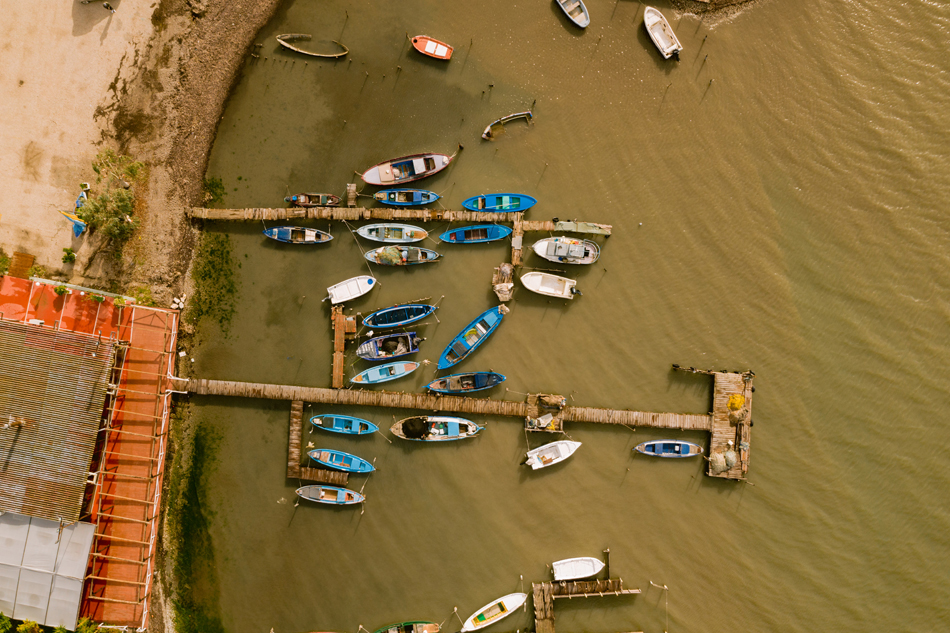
[331, 306, 357, 389]
[285, 400, 349, 485]
[532, 579, 640, 633]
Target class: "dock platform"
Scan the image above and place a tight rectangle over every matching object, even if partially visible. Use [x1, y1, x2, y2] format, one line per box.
[285, 400, 349, 486]
[533, 579, 640, 633]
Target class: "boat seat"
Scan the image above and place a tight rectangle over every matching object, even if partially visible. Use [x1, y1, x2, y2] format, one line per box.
[564, 1, 581, 12]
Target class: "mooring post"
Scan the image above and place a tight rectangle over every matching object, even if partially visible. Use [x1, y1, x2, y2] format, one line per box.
[603, 547, 610, 579]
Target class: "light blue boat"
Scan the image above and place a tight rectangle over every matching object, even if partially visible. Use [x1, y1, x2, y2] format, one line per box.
[462, 193, 537, 212]
[262, 226, 333, 244]
[307, 449, 376, 473]
[351, 361, 420, 385]
[365, 246, 441, 266]
[426, 372, 506, 394]
[373, 188, 441, 207]
[634, 440, 704, 458]
[362, 304, 438, 329]
[310, 414, 379, 435]
[439, 225, 513, 244]
[437, 305, 507, 370]
[296, 485, 365, 505]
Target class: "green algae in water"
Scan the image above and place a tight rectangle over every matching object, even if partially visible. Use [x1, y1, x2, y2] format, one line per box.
[189, 232, 239, 336]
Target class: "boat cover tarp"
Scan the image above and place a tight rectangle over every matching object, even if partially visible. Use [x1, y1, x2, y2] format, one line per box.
[403, 418, 429, 439]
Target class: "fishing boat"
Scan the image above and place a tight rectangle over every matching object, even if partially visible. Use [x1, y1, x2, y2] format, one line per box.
[356, 223, 429, 243]
[372, 622, 440, 633]
[532, 236, 600, 264]
[426, 371, 506, 394]
[391, 416, 484, 441]
[440, 225, 513, 244]
[364, 246, 441, 266]
[327, 275, 376, 304]
[520, 272, 580, 299]
[482, 111, 533, 140]
[634, 439, 704, 458]
[284, 192, 341, 207]
[373, 188, 441, 207]
[296, 485, 364, 505]
[362, 304, 438, 328]
[361, 151, 455, 186]
[523, 440, 582, 470]
[462, 193, 537, 212]
[410, 35, 454, 60]
[351, 361, 420, 385]
[460, 593, 528, 632]
[310, 414, 379, 435]
[437, 305, 509, 370]
[644, 7, 683, 59]
[262, 226, 333, 245]
[555, 0, 590, 28]
[307, 449, 376, 473]
[357, 332, 423, 361]
[552, 557, 605, 581]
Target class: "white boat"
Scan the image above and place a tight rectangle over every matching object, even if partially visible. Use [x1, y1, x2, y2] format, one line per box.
[327, 275, 376, 304]
[552, 556, 605, 581]
[523, 440, 582, 470]
[461, 593, 528, 632]
[644, 7, 683, 60]
[356, 223, 428, 243]
[520, 272, 579, 299]
[531, 236, 600, 265]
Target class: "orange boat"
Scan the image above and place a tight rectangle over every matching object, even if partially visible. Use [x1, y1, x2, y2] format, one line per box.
[411, 35, 453, 60]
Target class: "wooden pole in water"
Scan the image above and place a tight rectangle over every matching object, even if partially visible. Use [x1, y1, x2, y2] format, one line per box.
[603, 547, 610, 579]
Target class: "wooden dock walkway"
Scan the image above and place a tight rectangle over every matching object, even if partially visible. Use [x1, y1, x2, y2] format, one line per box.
[330, 306, 357, 389]
[532, 579, 639, 633]
[285, 400, 349, 486]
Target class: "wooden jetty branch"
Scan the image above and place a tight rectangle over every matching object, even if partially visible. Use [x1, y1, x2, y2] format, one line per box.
[533, 579, 639, 633]
[331, 306, 357, 389]
[286, 400, 349, 485]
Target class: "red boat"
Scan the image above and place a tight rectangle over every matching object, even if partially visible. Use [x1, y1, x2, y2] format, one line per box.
[411, 35, 453, 60]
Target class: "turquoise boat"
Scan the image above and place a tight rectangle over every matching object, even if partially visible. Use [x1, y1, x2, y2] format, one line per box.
[351, 361, 420, 385]
[307, 449, 376, 473]
[437, 305, 508, 370]
[462, 193, 537, 212]
[440, 225, 513, 244]
[296, 485, 364, 505]
[310, 414, 378, 435]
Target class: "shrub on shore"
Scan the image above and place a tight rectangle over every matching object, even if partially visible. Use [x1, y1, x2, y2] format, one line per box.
[78, 150, 146, 258]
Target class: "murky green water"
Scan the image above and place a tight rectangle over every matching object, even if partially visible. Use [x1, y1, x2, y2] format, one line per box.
[193, 1, 950, 631]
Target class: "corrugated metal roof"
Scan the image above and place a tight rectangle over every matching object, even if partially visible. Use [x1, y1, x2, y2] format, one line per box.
[0, 320, 115, 522]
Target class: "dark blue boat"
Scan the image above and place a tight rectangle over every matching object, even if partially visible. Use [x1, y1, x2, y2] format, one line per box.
[310, 415, 378, 435]
[308, 448, 376, 473]
[426, 371, 506, 394]
[262, 226, 333, 244]
[373, 188, 441, 207]
[362, 304, 438, 328]
[437, 305, 508, 370]
[634, 440, 704, 458]
[440, 225, 513, 244]
[462, 193, 538, 212]
[357, 332, 423, 361]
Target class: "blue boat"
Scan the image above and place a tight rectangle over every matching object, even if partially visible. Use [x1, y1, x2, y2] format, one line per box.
[365, 246, 441, 266]
[373, 188, 441, 207]
[362, 304, 438, 329]
[357, 332, 423, 361]
[296, 485, 365, 505]
[426, 372, 506, 394]
[262, 226, 333, 244]
[351, 361, 420, 385]
[437, 305, 508, 370]
[310, 414, 379, 435]
[462, 193, 537, 212]
[307, 449, 376, 473]
[440, 225, 513, 244]
[634, 440, 704, 458]
[391, 416, 484, 441]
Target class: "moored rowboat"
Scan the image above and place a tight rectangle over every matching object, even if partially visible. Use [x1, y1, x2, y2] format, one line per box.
[462, 193, 537, 212]
[520, 272, 579, 299]
[357, 332, 423, 361]
[437, 305, 508, 370]
[307, 449, 375, 473]
[411, 35, 454, 60]
[531, 236, 600, 265]
[440, 225, 513, 244]
[310, 414, 378, 435]
[364, 246, 441, 266]
[426, 371, 506, 394]
[327, 275, 376, 304]
[362, 304, 438, 328]
[372, 622, 440, 633]
[523, 440, 582, 470]
[284, 192, 341, 207]
[644, 7, 683, 59]
[391, 416, 484, 441]
[634, 439, 704, 458]
[296, 485, 364, 505]
[460, 593, 528, 632]
[552, 556, 605, 581]
[351, 361, 420, 385]
[263, 226, 332, 245]
[356, 223, 428, 243]
[373, 188, 440, 207]
[555, 0, 590, 28]
[361, 152, 454, 186]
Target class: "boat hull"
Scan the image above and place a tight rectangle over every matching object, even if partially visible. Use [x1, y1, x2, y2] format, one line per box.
[356, 223, 429, 243]
[532, 237, 600, 265]
[461, 593, 528, 632]
[362, 304, 437, 328]
[437, 305, 508, 370]
[285, 193, 341, 207]
[357, 332, 422, 361]
[364, 246, 441, 266]
[634, 440, 704, 458]
[440, 225, 513, 244]
[327, 275, 376, 304]
[263, 226, 333, 245]
[361, 153, 453, 186]
[307, 449, 376, 473]
[373, 189, 440, 207]
[391, 416, 484, 441]
[520, 272, 577, 299]
[556, 0, 590, 28]
[351, 361, 420, 385]
[462, 193, 537, 212]
[426, 372, 506, 394]
[552, 557, 605, 581]
[373, 622, 440, 633]
[310, 415, 379, 435]
[525, 440, 582, 470]
[296, 485, 365, 505]
[644, 7, 683, 59]
[411, 35, 454, 60]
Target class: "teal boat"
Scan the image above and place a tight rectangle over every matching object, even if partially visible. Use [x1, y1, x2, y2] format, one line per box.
[307, 449, 375, 473]
[462, 193, 537, 212]
[351, 361, 420, 385]
[310, 415, 378, 435]
[296, 485, 364, 505]
[437, 305, 508, 370]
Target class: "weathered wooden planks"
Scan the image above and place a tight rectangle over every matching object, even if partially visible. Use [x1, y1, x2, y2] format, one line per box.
[189, 206, 514, 223]
[286, 400, 303, 478]
[707, 370, 753, 479]
[563, 407, 711, 430]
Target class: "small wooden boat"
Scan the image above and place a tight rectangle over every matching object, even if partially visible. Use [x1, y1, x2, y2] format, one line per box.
[310, 415, 379, 435]
[532, 236, 600, 265]
[391, 416, 484, 441]
[307, 449, 375, 473]
[263, 226, 333, 245]
[520, 272, 580, 299]
[482, 111, 533, 140]
[365, 245, 441, 266]
[276, 34, 349, 58]
[440, 225, 513, 244]
[523, 440, 582, 470]
[362, 304, 437, 328]
[437, 305, 508, 370]
[552, 557, 605, 581]
[555, 0, 590, 28]
[426, 372, 506, 394]
[327, 275, 376, 304]
[351, 361, 420, 385]
[462, 193, 537, 212]
[357, 332, 423, 361]
[373, 622, 440, 633]
[644, 7, 683, 60]
[361, 151, 455, 186]
[296, 485, 364, 505]
[284, 192, 341, 207]
[356, 223, 428, 243]
[411, 35, 454, 60]
[460, 593, 528, 632]
[635, 439, 704, 458]
[373, 188, 441, 207]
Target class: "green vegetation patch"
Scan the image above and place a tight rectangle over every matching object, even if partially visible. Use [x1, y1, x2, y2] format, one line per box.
[202, 176, 226, 206]
[0, 248, 10, 275]
[128, 284, 157, 307]
[188, 232, 239, 336]
[78, 149, 146, 259]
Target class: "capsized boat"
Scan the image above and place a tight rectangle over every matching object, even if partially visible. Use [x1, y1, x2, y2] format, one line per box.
[374, 188, 441, 207]
[440, 225, 513, 244]
[462, 193, 537, 212]
[524, 440, 582, 470]
[552, 556, 605, 581]
[356, 223, 429, 243]
[426, 372, 506, 394]
[634, 439, 704, 458]
[361, 151, 455, 186]
[263, 226, 333, 245]
[296, 485, 364, 505]
[644, 7, 683, 59]
[351, 361, 420, 385]
[365, 245, 441, 266]
[555, 0, 590, 28]
[362, 304, 438, 328]
[310, 414, 379, 435]
[520, 272, 580, 299]
[482, 111, 533, 140]
[437, 305, 509, 370]
[532, 236, 600, 265]
[307, 449, 375, 473]
[373, 622, 440, 633]
[460, 593, 528, 632]
[284, 192, 341, 207]
[357, 332, 423, 361]
[391, 416, 484, 441]
[327, 275, 376, 304]
[411, 35, 454, 60]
